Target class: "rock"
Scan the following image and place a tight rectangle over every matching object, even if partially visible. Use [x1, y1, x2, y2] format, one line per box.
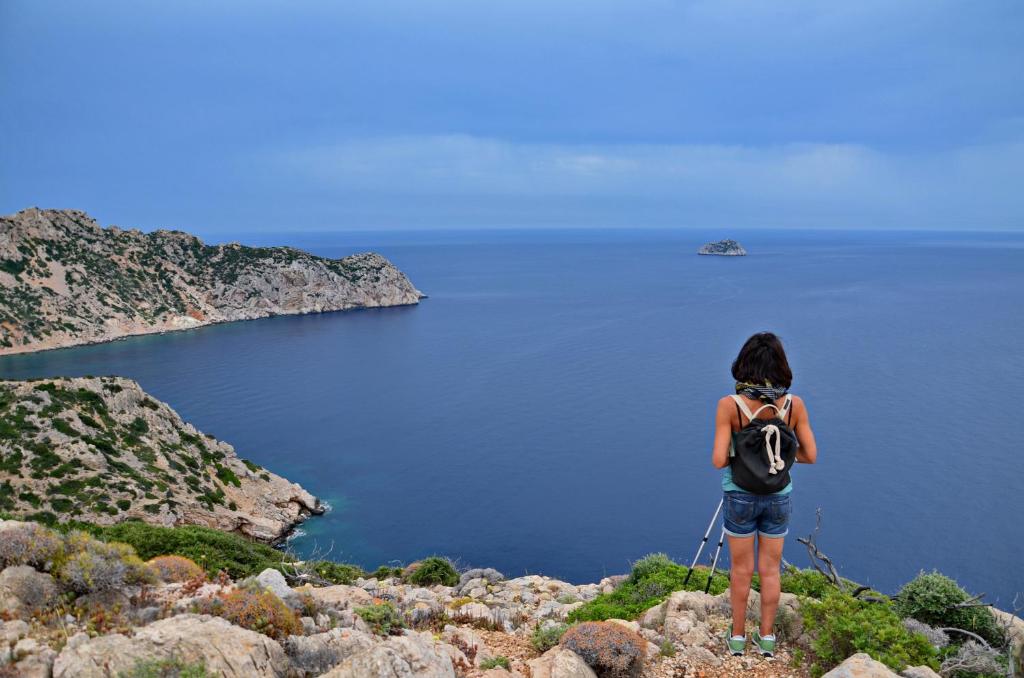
[0, 619, 30, 646]
[900, 667, 942, 678]
[256, 568, 298, 604]
[664, 590, 719, 646]
[639, 601, 667, 630]
[0, 565, 59, 614]
[323, 631, 456, 677]
[0, 377, 322, 544]
[283, 627, 376, 675]
[307, 584, 374, 610]
[991, 607, 1024, 673]
[459, 568, 504, 587]
[527, 647, 598, 678]
[821, 653, 900, 678]
[680, 646, 722, 667]
[697, 239, 747, 256]
[441, 624, 494, 667]
[0, 207, 424, 356]
[10, 637, 57, 678]
[53, 614, 290, 677]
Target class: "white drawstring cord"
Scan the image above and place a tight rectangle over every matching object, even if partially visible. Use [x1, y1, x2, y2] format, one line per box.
[761, 423, 784, 474]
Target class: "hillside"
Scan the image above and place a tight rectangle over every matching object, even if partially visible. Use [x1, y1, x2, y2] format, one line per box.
[0, 376, 321, 541]
[0, 208, 424, 354]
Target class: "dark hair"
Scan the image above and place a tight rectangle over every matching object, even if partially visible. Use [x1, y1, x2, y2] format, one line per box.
[731, 332, 793, 388]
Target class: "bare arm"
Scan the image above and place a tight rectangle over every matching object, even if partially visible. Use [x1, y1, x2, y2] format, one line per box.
[711, 397, 734, 469]
[792, 396, 818, 463]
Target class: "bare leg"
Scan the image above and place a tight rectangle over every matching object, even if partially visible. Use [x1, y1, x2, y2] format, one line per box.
[757, 535, 785, 636]
[727, 535, 756, 635]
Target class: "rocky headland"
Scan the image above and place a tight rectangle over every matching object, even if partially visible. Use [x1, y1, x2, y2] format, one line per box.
[0, 377, 321, 543]
[0, 208, 424, 354]
[697, 240, 747, 256]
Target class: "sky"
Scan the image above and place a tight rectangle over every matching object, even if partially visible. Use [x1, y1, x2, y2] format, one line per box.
[1, 0, 1022, 233]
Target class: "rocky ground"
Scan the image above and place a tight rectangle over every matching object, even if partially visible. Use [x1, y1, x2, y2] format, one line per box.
[0, 208, 424, 354]
[0, 377, 322, 542]
[1, 516, 974, 678]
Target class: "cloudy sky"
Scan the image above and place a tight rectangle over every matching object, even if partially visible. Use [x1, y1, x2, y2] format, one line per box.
[1, 1, 1022, 232]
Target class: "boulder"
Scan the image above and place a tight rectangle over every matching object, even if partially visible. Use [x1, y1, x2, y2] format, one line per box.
[9, 636, 57, 678]
[441, 624, 494, 667]
[822, 653, 900, 678]
[306, 584, 374, 610]
[53, 614, 290, 677]
[526, 647, 598, 678]
[900, 667, 942, 678]
[0, 565, 59, 614]
[664, 590, 719, 646]
[283, 627, 376, 675]
[991, 607, 1024, 674]
[459, 568, 504, 586]
[254, 569, 299, 606]
[322, 631, 456, 677]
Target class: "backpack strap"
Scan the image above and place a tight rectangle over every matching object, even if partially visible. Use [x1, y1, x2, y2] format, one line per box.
[778, 394, 793, 424]
[731, 394, 790, 425]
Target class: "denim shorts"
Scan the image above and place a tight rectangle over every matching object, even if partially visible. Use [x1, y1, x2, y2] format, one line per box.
[723, 491, 792, 538]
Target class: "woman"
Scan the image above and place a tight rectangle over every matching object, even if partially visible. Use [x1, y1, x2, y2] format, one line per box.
[711, 332, 817, 657]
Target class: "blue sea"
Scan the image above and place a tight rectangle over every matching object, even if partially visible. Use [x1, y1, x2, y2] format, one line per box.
[2, 228, 1021, 606]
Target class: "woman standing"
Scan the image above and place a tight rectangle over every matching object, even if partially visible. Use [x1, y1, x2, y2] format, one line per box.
[711, 332, 818, 657]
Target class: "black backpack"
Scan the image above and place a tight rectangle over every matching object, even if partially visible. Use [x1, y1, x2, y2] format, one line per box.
[729, 394, 798, 494]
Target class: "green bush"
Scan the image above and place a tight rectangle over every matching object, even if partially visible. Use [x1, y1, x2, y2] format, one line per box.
[532, 622, 569, 652]
[370, 565, 404, 580]
[781, 567, 833, 599]
[894, 571, 1005, 647]
[355, 601, 405, 635]
[480, 656, 511, 670]
[568, 553, 731, 623]
[0, 521, 65, 570]
[59, 531, 156, 594]
[118, 657, 210, 678]
[303, 560, 365, 584]
[802, 590, 939, 677]
[60, 521, 291, 579]
[406, 556, 459, 587]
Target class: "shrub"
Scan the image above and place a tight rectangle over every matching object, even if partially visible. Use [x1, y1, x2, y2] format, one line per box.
[370, 565, 404, 581]
[781, 567, 833, 599]
[532, 622, 569, 652]
[117, 657, 210, 677]
[802, 590, 939, 677]
[301, 560, 364, 585]
[148, 555, 206, 583]
[0, 521, 64, 570]
[61, 521, 291, 579]
[355, 601, 405, 636]
[406, 557, 459, 587]
[59, 531, 155, 594]
[659, 639, 676, 657]
[561, 621, 647, 678]
[200, 587, 300, 639]
[480, 656, 511, 670]
[568, 552, 730, 623]
[893, 571, 1005, 647]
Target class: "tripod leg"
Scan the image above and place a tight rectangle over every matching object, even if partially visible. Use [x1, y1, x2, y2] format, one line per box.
[705, 527, 726, 594]
[683, 498, 724, 587]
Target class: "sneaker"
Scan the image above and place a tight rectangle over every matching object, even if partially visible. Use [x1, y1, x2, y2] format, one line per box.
[725, 624, 746, 656]
[752, 630, 776, 657]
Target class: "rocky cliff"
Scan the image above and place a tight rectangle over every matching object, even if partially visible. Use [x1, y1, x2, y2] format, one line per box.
[0, 377, 322, 541]
[0, 208, 424, 354]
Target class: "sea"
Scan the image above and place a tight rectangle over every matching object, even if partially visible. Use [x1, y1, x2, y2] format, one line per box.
[1, 228, 1021, 606]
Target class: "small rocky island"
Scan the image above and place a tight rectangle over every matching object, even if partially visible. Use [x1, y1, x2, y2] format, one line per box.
[0, 208, 424, 354]
[697, 239, 747, 256]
